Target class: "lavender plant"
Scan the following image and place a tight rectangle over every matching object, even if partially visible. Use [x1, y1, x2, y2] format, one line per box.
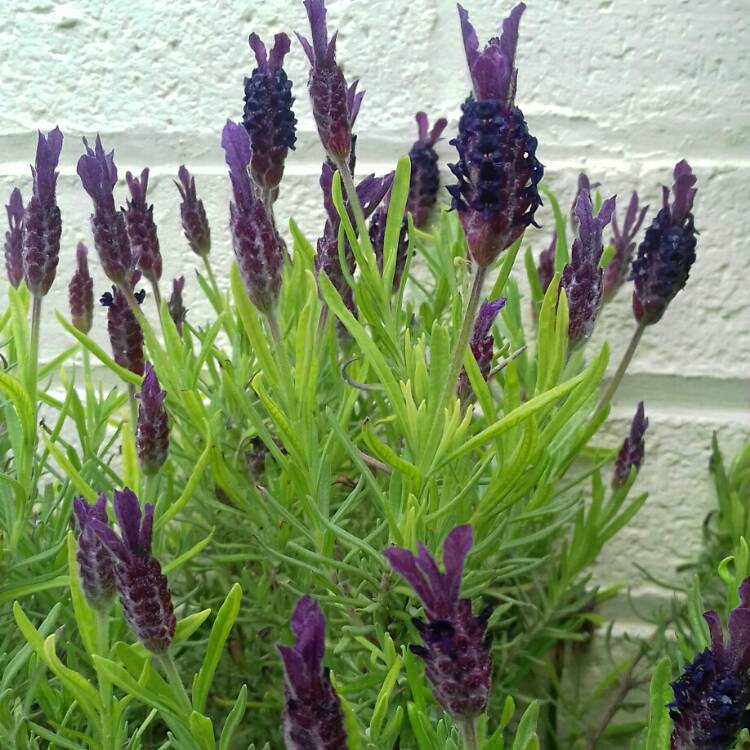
[0, 1, 710, 749]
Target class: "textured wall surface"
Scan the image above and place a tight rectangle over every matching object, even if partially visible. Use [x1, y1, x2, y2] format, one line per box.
[2, 1, 748, 621]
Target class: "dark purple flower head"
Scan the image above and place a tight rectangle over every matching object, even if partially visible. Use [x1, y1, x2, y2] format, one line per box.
[669, 579, 750, 749]
[631, 160, 697, 326]
[23, 128, 64, 296]
[297, 0, 361, 162]
[277, 596, 347, 749]
[561, 190, 616, 347]
[406, 112, 448, 229]
[602, 191, 648, 303]
[537, 231, 556, 296]
[136, 363, 169, 476]
[168, 276, 187, 335]
[73, 494, 117, 608]
[243, 32, 297, 194]
[384, 525, 492, 718]
[175, 166, 211, 257]
[457, 298, 506, 399]
[221, 121, 284, 314]
[125, 168, 162, 285]
[448, 5, 543, 267]
[100, 276, 146, 376]
[612, 401, 648, 489]
[78, 136, 133, 286]
[68, 242, 94, 334]
[91, 488, 175, 652]
[4, 187, 24, 288]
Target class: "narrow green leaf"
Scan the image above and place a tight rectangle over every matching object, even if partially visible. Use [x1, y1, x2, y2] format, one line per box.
[645, 657, 672, 750]
[219, 685, 248, 750]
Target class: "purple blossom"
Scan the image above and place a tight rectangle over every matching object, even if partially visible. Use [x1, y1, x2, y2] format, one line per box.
[448, 4, 543, 267]
[23, 128, 64, 296]
[125, 168, 162, 285]
[569, 173, 599, 230]
[631, 160, 697, 325]
[612, 401, 648, 489]
[68, 242, 94, 334]
[77, 136, 133, 286]
[457, 298, 506, 400]
[73, 494, 117, 608]
[669, 578, 750, 749]
[90, 488, 176, 652]
[277, 596, 348, 749]
[243, 32, 297, 194]
[100, 276, 146, 376]
[136, 363, 169, 476]
[384, 525, 492, 719]
[168, 276, 187, 335]
[175, 166, 211, 257]
[297, 0, 363, 162]
[602, 191, 648, 303]
[560, 190, 616, 347]
[221, 120, 283, 314]
[407, 112, 448, 228]
[4, 188, 24, 288]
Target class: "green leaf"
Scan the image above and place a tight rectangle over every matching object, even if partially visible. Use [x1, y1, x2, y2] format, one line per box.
[645, 657, 672, 750]
[156, 440, 212, 529]
[219, 685, 248, 750]
[189, 712, 216, 750]
[511, 701, 539, 750]
[173, 609, 212, 645]
[369, 656, 402, 739]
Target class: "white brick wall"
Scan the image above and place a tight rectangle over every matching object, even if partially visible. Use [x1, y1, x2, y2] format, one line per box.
[2, 1, 748, 613]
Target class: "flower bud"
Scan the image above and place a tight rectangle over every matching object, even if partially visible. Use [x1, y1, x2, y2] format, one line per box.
[457, 298, 506, 400]
[407, 112, 447, 228]
[100, 276, 145, 376]
[168, 276, 187, 335]
[125, 168, 162, 285]
[612, 401, 648, 489]
[136, 363, 169, 476]
[73, 494, 117, 608]
[68, 242, 94, 334]
[175, 166, 211, 257]
[4, 188, 24, 288]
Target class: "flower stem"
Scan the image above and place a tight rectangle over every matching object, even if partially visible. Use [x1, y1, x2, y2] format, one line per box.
[595, 320, 646, 413]
[460, 719, 479, 750]
[128, 383, 139, 436]
[158, 652, 192, 713]
[150, 278, 162, 312]
[201, 255, 222, 301]
[94, 608, 114, 749]
[334, 158, 370, 250]
[27, 293, 43, 409]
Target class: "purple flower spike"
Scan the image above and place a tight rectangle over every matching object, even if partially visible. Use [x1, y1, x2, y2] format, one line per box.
[457, 298, 506, 400]
[277, 596, 348, 749]
[100, 277, 146, 376]
[561, 190, 616, 347]
[91, 488, 176, 653]
[73, 494, 117, 608]
[630, 160, 697, 325]
[125, 168, 162, 285]
[68, 242, 94, 334]
[602, 191, 648, 303]
[78, 136, 133, 286]
[298, 0, 358, 163]
[448, 4, 543, 267]
[221, 121, 283, 314]
[175, 166, 211, 257]
[168, 276, 187, 335]
[384, 525, 492, 719]
[243, 32, 297, 194]
[669, 578, 750, 749]
[4, 188, 24, 288]
[407, 112, 448, 229]
[136, 363, 169, 476]
[23, 127, 64, 297]
[612, 401, 648, 489]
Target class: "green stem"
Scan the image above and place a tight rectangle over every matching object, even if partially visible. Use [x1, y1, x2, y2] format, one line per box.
[595, 320, 646, 413]
[95, 608, 114, 749]
[460, 718, 479, 750]
[28, 293, 43, 411]
[158, 652, 192, 713]
[201, 255, 222, 301]
[334, 157, 371, 248]
[150, 278, 162, 313]
[266, 307, 295, 413]
[128, 383, 139, 436]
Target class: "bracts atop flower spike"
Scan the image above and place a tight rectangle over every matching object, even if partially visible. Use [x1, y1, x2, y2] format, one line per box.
[243, 32, 297, 195]
[136, 364, 169, 476]
[175, 166, 211, 257]
[23, 128, 64, 297]
[277, 596, 348, 749]
[457, 298, 506, 400]
[90, 489, 176, 653]
[669, 578, 750, 749]
[78, 136, 133, 287]
[448, 4, 544, 267]
[630, 160, 697, 325]
[297, 0, 363, 164]
[168, 276, 187, 335]
[407, 112, 448, 228]
[612, 401, 648, 489]
[602, 191, 648, 303]
[384, 525, 492, 719]
[125, 168, 162, 286]
[4, 187, 24, 288]
[100, 275, 146, 376]
[221, 121, 283, 315]
[73, 494, 117, 608]
[561, 189, 616, 347]
[68, 242, 94, 334]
